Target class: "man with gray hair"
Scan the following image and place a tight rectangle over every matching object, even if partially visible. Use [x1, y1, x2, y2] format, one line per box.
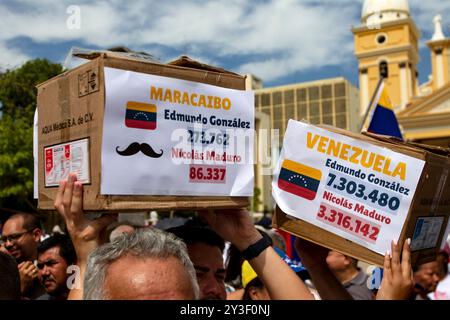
[83, 228, 199, 300]
[54, 173, 199, 300]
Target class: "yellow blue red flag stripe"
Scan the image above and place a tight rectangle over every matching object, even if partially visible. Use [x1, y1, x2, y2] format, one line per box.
[125, 101, 157, 130]
[278, 160, 322, 200]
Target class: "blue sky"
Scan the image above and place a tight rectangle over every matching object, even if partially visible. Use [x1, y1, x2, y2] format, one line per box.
[0, 0, 449, 88]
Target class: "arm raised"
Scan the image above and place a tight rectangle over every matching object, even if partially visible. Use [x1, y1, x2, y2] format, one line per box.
[54, 173, 116, 299]
[199, 209, 314, 300]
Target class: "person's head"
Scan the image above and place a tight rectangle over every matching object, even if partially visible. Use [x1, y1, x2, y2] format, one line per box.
[326, 250, 358, 272]
[436, 250, 449, 280]
[0, 252, 21, 300]
[84, 228, 199, 300]
[413, 260, 440, 293]
[107, 222, 136, 242]
[37, 234, 76, 298]
[241, 260, 270, 300]
[2, 213, 42, 263]
[167, 219, 226, 300]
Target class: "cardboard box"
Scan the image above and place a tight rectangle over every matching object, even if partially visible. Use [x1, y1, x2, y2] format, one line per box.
[273, 124, 450, 267]
[37, 53, 249, 211]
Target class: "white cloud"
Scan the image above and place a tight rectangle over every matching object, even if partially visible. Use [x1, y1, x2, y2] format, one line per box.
[410, 0, 450, 35]
[0, 0, 360, 80]
[0, 0, 448, 81]
[234, 1, 359, 79]
[0, 42, 31, 71]
[0, 1, 124, 45]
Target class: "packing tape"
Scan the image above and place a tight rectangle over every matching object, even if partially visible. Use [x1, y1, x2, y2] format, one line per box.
[58, 76, 71, 142]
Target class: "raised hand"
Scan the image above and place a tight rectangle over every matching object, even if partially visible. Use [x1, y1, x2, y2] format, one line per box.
[18, 261, 38, 293]
[199, 209, 314, 300]
[54, 173, 116, 300]
[198, 209, 262, 251]
[54, 173, 117, 263]
[376, 239, 414, 300]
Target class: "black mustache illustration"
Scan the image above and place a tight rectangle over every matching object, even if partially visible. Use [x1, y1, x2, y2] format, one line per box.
[116, 142, 164, 158]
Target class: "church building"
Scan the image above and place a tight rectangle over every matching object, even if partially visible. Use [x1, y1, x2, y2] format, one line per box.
[353, 0, 450, 147]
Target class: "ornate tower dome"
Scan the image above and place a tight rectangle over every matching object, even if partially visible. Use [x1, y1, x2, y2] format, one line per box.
[353, 0, 419, 113]
[362, 0, 410, 26]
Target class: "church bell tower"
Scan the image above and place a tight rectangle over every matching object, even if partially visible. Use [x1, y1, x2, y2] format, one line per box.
[352, 0, 420, 115]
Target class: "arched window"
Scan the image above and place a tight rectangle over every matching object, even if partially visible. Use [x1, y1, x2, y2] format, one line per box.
[379, 61, 388, 78]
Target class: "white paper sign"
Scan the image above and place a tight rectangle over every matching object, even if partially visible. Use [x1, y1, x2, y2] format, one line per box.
[272, 120, 425, 255]
[101, 67, 254, 196]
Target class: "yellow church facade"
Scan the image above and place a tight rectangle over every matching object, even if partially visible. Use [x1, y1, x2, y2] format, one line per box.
[353, 0, 450, 147]
[353, 18, 420, 114]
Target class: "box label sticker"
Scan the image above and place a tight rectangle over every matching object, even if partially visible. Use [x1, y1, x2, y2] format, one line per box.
[78, 68, 99, 97]
[273, 120, 426, 255]
[411, 216, 445, 251]
[44, 138, 90, 187]
[101, 67, 254, 196]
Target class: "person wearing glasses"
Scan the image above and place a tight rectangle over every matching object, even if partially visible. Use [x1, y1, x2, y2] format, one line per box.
[36, 234, 76, 300]
[2, 213, 45, 299]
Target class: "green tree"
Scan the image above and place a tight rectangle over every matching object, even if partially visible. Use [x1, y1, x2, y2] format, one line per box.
[0, 59, 63, 212]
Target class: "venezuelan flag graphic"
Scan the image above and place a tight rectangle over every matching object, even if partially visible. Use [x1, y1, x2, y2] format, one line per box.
[125, 101, 157, 130]
[278, 160, 322, 200]
[367, 82, 403, 140]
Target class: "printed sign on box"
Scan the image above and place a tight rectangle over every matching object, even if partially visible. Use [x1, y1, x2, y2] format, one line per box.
[37, 54, 252, 211]
[272, 120, 426, 255]
[44, 138, 90, 187]
[101, 68, 254, 196]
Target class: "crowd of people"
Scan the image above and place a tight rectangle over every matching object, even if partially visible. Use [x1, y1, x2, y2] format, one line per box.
[1, 172, 449, 301]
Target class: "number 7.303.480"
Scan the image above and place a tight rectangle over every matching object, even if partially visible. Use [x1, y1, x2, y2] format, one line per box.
[327, 173, 400, 212]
